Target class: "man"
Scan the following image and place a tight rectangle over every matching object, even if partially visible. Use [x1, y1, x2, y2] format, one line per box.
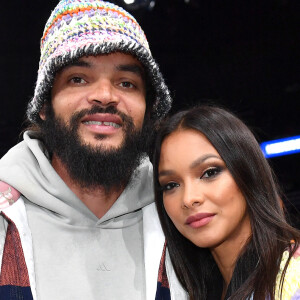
[0, 0, 187, 299]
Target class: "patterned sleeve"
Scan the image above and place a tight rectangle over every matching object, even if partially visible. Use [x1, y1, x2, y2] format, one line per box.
[275, 246, 300, 300]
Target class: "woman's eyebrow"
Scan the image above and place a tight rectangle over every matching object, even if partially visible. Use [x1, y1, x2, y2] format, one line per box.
[189, 154, 221, 169]
[158, 169, 174, 178]
[158, 155, 221, 178]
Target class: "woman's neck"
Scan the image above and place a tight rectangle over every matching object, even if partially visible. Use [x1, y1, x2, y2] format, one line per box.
[210, 216, 252, 294]
[221, 282, 227, 300]
[212, 247, 236, 287]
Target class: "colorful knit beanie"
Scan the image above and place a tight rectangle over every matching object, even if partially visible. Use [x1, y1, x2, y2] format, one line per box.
[27, 0, 171, 123]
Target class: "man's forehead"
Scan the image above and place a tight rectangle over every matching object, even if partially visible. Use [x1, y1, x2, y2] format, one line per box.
[62, 53, 145, 77]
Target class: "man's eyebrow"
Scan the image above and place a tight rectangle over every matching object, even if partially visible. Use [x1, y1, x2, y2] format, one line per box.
[61, 60, 92, 72]
[116, 64, 145, 79]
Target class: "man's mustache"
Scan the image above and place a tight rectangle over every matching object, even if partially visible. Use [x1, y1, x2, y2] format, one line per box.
[69, 105, 133, 126]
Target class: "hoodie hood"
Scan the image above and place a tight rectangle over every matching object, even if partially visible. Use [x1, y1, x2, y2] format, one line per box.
[0, 131, 154, 228]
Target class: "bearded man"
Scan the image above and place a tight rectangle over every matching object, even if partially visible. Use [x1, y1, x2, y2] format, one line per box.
[0, 1, 186, 299]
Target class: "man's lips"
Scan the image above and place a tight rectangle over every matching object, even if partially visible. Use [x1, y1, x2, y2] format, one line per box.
[81, 113, 122, 129]
[185, 213, 215, 228]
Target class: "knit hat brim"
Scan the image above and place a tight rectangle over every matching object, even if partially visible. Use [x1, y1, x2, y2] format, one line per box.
[27, 0, 172, 124]
[27, 38, 171, 124]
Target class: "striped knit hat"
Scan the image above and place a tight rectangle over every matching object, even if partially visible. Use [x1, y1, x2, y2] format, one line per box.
[27, 0, 172, 123]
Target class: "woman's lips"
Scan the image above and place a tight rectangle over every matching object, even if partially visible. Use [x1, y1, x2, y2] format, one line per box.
[185, 213, 215, 229]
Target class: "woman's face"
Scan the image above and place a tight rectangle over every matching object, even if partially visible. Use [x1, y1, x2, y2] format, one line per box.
[158, 129, 251, 251]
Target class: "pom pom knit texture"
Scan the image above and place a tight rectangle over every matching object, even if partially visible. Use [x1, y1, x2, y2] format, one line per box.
[27, 0, 171, 123]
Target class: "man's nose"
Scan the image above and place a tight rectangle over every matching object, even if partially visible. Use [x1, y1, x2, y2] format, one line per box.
[87, 79, 119, 106]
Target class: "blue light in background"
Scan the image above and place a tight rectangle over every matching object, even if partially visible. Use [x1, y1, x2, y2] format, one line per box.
[261, 135, 300, 158]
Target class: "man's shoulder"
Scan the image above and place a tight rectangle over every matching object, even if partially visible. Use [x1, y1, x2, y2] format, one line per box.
[142, 201, 156, 213]
[142, 202, 163, 234]
[0, 181, 21, 210]
[0, 132, 35, 166]
[0, 131, 43, 161]
[0, 131, 48, 182]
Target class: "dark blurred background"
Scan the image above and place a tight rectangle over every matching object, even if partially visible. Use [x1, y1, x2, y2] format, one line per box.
[0, 0, 299, 226]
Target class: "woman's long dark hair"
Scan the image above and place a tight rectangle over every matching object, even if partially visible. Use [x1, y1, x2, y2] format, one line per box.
[153, 105, 300, 300]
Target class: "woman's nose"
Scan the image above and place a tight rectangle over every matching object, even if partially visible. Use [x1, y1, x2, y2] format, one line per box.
[181, 183, 204, 209]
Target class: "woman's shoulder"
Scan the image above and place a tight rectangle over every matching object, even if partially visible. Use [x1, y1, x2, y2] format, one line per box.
[274, 245, 300, 300]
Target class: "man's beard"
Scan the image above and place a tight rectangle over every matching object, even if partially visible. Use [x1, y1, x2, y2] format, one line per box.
[40, 105, 151, 191]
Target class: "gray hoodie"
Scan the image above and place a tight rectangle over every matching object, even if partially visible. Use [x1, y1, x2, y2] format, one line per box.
[0, 131, 155, 300]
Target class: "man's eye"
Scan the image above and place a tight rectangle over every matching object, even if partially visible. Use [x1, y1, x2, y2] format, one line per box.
[161, 182, 180, 192]
[120, 81, 134, 88]
[201, 167, 222, 179]
[70, 77, 86, 84]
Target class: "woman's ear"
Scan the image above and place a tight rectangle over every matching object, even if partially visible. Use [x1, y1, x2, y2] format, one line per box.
[39, 104, 47, 120]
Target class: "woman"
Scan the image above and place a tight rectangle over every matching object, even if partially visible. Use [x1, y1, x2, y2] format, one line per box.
[153, 105, 300, 300]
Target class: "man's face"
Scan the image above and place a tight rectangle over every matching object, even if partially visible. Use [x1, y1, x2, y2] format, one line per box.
[39, 53, 150, 189]
[42, 52, 146, 150]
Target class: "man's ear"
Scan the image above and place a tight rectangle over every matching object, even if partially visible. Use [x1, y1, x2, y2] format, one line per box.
[39, 103, 47, 120]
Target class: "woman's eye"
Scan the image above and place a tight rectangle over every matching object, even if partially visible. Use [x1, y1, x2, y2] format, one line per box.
[120, 81, 134, 89]
[70, 77, 86, 84]
[161, 182, 179, 192]
[201, 167, 222, 179]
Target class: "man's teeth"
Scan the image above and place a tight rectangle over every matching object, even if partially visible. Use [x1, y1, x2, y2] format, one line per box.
[84, 121, 121, 128]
